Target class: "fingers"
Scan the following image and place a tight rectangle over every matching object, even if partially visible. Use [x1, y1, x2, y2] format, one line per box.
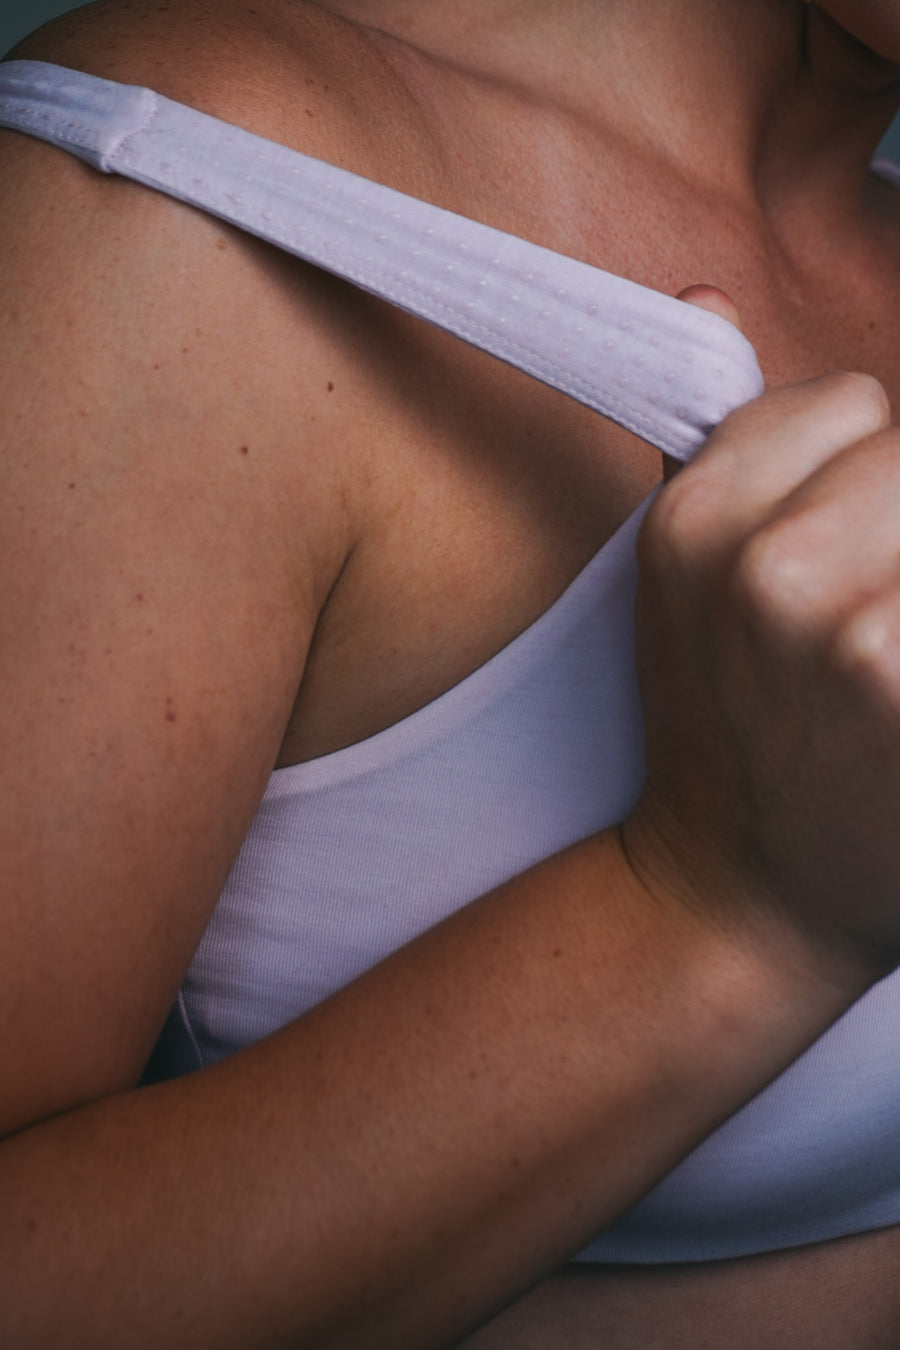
[729, 425, 900, 643]
[830, 584, 900, 713]
[664, 286, 745, 482]
[655, 288, 895, 651]
[645, 371, 893, 574]
[676, 284, 744, 333]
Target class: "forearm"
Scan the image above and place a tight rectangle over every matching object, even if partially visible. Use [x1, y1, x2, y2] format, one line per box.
[0, 830, 860, 1350]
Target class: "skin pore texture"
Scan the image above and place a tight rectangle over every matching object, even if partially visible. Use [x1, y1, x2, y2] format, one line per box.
[4, 0, 900, 1346]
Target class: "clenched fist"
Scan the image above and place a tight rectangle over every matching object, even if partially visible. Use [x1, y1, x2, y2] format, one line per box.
[625, 361, 900, 994]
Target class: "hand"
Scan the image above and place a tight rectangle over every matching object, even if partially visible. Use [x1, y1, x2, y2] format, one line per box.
[623, 303, 900, 993]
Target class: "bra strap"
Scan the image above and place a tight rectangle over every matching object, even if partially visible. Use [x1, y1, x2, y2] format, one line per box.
[0, 60, 764, 461]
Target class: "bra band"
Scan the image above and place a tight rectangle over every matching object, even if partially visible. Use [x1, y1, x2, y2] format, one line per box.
[0, 60, 764, 461]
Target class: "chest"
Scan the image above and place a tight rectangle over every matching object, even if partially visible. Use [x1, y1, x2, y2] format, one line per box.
[276, 192, 900, 768]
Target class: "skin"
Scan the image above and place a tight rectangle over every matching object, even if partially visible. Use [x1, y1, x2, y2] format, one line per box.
[4, 0, 900, 1345]
[816, 0, 900, 62]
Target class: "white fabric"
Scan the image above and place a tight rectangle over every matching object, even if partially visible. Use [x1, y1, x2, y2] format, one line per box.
[0, 60, 763, 461]
[4, 59, 900, 1266]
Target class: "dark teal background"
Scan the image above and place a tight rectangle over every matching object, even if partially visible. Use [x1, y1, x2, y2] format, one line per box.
[4, 1, 900, 160]
[2, 0, 89, 56]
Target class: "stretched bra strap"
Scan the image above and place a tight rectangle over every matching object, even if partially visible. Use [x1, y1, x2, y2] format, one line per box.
[0, 59, 764, 461]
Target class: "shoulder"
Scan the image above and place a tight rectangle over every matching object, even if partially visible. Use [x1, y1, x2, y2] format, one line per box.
[0, 0, 412, 558]
[0, 0, 451, 610]
[5, 0, 437, 188]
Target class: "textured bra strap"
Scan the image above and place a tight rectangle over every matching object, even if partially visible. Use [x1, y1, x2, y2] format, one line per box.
[0, 59, 764, 461]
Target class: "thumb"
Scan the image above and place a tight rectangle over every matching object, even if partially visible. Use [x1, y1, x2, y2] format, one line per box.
[675, 283, 744, 332]
[661, 285, 745, 480]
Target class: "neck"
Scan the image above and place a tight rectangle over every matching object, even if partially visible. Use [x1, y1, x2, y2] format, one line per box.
[314, 0, 900, 218]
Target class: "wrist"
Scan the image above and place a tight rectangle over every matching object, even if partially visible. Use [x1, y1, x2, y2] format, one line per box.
[612, 809, 874, 1046]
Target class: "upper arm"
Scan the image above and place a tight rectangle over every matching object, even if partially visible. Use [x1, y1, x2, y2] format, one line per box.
[0, 107, 352, 1135]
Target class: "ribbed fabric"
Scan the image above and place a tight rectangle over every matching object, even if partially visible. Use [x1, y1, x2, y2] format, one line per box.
[4, 59, 900, 1265]
[0, 60, 763, 461]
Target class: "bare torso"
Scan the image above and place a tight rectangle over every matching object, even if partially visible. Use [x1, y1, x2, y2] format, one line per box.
[12, 0, 900, 1342]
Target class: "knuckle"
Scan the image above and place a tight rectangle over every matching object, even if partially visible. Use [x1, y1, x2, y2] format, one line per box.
[821, 370, 891, 437]
[728, 519, 819, 634]
[830, 604, 898, 696]
[638, 473, 711, 577]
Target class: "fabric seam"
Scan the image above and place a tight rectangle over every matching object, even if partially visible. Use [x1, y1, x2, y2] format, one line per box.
[175, 988, 207, 1070]
[103, 88, 160, 169]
